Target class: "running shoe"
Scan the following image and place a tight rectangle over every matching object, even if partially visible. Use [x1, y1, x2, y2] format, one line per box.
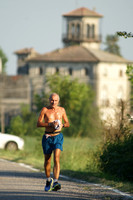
[52, 182, 61, 191]
[44, 178, 53, 192]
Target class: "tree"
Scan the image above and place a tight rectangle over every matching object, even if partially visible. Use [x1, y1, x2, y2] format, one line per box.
[0, 47, 8, 73]
[8, 104, 42, 137]
[35, 74, 101, 137]
[104, 34, 121, 56]
[117, 32, 133, 110]
[126, 65, 133, 111]
[117, 31, 133, 38]
[9, 115, 27, 136]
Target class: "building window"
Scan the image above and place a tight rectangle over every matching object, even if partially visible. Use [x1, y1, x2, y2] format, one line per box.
[103, 68, 107, 77]
[39, 67, 43, 75]
[85, 68, 89, 76]
[71, 24, 75, 38]
[119, 70, 123, 77]
[56, 67, 59, 73]
[101, 86, 109, 107]
[117, 87, 123, 106]
[87, 24, 91, 38]
[26, 65, 29, 74]
[69, 68, 73, 75]
[92, 24, 95, 38]
[76, 24, 80, 38]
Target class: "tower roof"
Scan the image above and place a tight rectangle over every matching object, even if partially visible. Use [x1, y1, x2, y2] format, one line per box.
[63, 7, 103, 18]
[14, 48, 37, 55]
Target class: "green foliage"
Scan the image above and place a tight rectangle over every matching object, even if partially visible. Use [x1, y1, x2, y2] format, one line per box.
[99, 41, 133, 181]
[0, 47, 8, 73]
[104, 34, 121, 56]
[98, 134, 133, 181]
[96, 101, 133, 181]
[126, 65, 133, 84]
[34, 91, 48, 112]
[126, 65, 133, 110]
[9, 104, 43, 137]
[117, 31, 133, 38]
[9, 115, 27, 136]
[35, 74, 101, 137]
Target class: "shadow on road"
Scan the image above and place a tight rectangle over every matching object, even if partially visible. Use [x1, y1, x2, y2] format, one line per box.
[0, 170, 43, 179]
[0, 190, 130, 200]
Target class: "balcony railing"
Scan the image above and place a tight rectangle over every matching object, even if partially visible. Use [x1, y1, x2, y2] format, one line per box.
[62, 33, 102, 43]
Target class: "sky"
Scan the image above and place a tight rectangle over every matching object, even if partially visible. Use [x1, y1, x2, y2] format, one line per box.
[0, 0, 133, 75]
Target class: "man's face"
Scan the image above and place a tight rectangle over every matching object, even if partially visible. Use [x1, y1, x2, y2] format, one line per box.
[49, 95, 59, 108]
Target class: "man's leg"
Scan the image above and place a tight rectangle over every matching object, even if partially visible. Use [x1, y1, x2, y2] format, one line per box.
[44, 154, 52, 178]
[44, 154, 53, 191]
[52, 149, 61, 191]
[53, 148, 61, 179]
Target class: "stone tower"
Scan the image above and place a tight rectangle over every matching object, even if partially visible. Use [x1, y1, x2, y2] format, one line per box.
[14, 48, 38, 75]
[62, 7, 103, 49]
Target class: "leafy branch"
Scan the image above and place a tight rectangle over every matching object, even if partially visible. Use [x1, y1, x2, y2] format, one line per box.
[117, 31, 133, 38]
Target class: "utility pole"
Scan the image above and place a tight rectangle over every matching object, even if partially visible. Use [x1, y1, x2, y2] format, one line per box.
[0, 74, 5, 133]
[1, 106, 5, 133]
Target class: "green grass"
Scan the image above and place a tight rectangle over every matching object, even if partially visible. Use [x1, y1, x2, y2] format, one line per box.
[0, 136, 132, 194]
[60, 136, 99, 171]
[0, 136, 44, 169]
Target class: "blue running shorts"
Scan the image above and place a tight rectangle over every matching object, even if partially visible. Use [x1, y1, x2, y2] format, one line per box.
[42, 133, 64, 155]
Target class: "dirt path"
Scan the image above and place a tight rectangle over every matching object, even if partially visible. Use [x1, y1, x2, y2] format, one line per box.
[0, 159, 132, 200]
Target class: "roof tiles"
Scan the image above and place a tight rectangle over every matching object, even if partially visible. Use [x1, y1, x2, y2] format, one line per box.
[27, 45, 131, 64]
[27, 45, 98, 63]
[63, 7, 103, 18]
[14, 48, 37, 55]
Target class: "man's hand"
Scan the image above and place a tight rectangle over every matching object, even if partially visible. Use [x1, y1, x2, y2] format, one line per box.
[53, 121, 59, 127]
[48, 122, 55, 128]
[48, 120, 61, 129]
[53, 120, 61, 130]
[60, 123, 64, 128]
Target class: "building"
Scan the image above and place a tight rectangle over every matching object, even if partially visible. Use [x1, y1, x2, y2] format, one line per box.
[14, 7, 132, 121]
[0, 75, 31, 131]
[14, 48, 39, 75]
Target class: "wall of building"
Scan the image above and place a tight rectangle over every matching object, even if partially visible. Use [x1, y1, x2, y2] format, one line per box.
[28, 61, 97, 88]
[96, 62, 130, 121]
[0, 75, 31, 127]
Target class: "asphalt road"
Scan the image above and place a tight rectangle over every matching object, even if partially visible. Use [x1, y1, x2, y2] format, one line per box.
[0, 159, 132, 200]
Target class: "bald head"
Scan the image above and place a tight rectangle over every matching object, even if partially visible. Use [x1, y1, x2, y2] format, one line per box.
[49, 93, 60, 101]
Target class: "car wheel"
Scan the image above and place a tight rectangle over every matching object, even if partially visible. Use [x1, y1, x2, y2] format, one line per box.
[6, 141, 18, 151]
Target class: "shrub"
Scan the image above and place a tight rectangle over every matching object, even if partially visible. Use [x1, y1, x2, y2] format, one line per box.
[8, 105, 43, 137]
[9, 115, 27, 136]
[99, 134, 133, 181]
[96, 101, 133, 181]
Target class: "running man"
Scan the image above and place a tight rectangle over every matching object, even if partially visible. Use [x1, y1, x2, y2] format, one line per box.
[37, 93, 69, 192]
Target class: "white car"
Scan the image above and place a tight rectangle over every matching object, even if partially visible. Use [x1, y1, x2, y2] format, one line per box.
[0, 132, 24, 151]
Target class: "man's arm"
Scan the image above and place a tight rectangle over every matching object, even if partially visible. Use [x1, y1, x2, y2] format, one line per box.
[37, 107, 50, 127]
[62, 108, 70, 128]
